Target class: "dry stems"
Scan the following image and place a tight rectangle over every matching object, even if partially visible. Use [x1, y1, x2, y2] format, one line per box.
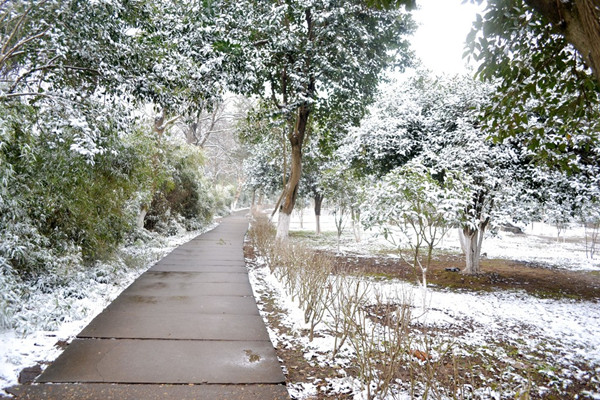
[248, 210, 465, 399]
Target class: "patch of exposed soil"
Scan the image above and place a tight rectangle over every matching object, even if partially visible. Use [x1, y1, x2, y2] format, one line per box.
[325, 251, 600, 301]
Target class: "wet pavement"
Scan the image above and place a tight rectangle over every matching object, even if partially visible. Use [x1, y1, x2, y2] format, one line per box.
[8, 211, 288, 399]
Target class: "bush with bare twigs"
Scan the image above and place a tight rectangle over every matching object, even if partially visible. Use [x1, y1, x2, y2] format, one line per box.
[248, 210, 464, 399]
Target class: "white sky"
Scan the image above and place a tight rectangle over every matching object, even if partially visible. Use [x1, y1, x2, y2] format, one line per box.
[411, 0, 485, 74]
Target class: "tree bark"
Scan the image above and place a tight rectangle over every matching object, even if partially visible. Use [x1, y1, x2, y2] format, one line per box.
[231, 177, 243, 211]
[458, 228, 467, 255]
[137, 204, 148, 229]
[314, 192, 323, 235]
[276, 105, 310, 239]
[351, 207, 361, 242]
[524, 0, 600, 83]
[462, 220, 489, 275]
[462, 228, 481, 274]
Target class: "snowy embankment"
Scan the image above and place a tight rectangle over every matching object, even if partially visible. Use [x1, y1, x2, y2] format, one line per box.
[0, 222, 217, 393]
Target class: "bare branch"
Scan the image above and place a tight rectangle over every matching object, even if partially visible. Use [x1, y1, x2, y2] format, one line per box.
[0, 29, 49, 68]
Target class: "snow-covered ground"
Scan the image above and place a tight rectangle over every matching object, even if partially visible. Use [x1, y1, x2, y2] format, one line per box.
[250, 208, 600, 399]
[0, 222, 217, 394]
[250, 256, 600, 399]
[284, 207, 600, 271]
[3, 207, 598, 398]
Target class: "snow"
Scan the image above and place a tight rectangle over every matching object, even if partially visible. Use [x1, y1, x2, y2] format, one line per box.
[3, 207, 599, 397]
[284, 208, 600, 272]
[0, 223, 216, 394]
[253, 209, 600, 398]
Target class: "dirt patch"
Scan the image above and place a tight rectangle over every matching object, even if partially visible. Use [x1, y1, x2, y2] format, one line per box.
[325, 251, 600, 301]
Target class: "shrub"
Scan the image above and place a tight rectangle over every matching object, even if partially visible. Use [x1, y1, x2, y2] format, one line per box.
[145, 143, 218, 233]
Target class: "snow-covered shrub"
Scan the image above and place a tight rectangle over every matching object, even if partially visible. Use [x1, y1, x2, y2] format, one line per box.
[363, 162, 468, 302]
[247, 212, 277, 270]
[249, 212, 335, 340]
[0, 100, 160, 275]
[248, 212, 464, 399]
[145, 143, 217, 232]
[346, 291, 414, 400]
[0, 229, 170, 335]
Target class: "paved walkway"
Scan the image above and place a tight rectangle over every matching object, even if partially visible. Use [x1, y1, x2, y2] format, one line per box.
[8, 212, 289, 399]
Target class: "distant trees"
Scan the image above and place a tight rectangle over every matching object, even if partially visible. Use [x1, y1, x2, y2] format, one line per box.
[339, 68, 600, 273]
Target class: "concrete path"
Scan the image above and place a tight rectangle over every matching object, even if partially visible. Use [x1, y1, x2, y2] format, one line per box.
[8, 212, 289, 399]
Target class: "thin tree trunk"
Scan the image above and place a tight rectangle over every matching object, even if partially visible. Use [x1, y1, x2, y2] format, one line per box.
[351, 207, 361, 242]
[314, 192, 323, 235]
[270, 189, 286, 219]
[231, 178, 243, 211]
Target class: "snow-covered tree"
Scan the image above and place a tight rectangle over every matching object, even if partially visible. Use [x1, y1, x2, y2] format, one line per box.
[222, 0, 415, 239]
[343, 72, 530, 274]
[363, 162, 468, 304]
[468, 0, 600, 171]
[0, 0, 237, 275]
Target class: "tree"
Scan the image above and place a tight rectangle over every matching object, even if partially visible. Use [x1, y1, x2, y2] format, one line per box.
[238, 102, 290, 206]
[522, 0, 600, 83]
[363, 162, 467, 306]
[467, 0, 600, 171]
[223, 0, 415, 239]
[342, 72, 535, 274]
[0, 0, 235, 275]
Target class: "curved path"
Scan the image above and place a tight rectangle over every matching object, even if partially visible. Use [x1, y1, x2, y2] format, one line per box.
[9, 211, 289, 399]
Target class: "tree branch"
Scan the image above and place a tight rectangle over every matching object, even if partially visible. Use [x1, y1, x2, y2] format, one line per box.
[524, 0, 600, 83]
[0, 29, 49, 68]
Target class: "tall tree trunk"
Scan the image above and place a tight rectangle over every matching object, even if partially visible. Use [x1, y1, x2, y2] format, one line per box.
[276, 106, 309, 240]
[314, 192, 323, 235]
[276, 143, 302, 239]
[525, 0, 600, 83]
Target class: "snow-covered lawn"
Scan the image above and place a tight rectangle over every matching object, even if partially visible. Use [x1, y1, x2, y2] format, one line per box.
[0, 222, 216, 394]
[245, 209, 600, 399]
[286, 207, 600, 272]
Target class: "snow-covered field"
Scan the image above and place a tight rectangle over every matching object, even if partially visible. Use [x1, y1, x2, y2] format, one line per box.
[248, 209, 600, 399]
[285, 207, 600, 272]
[0, 222, 217, 394]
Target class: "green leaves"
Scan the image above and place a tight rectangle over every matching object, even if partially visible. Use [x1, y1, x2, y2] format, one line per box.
[467, 0, 600, 172]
